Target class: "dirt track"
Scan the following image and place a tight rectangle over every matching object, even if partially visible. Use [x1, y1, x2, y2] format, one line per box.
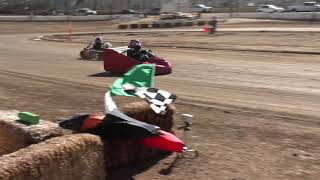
[0, 19, 320, 179]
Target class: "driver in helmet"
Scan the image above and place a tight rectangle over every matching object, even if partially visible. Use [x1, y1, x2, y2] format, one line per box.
[127, 39, 151, 62]
[93, 36, 104, 50]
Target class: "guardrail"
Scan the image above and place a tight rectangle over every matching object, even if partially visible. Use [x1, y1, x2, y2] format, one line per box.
[118, 19, 218, 29]
[117, 12, 320, 29]
[2, 12, 320, 23]
[0, 14, 142, 21]
[202, 12, 320, 21]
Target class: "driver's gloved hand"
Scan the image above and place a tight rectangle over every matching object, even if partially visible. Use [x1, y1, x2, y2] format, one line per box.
[141, 54, 150, 62]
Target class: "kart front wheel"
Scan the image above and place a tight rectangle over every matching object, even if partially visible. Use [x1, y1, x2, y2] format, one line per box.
[98, 53, 103, 61]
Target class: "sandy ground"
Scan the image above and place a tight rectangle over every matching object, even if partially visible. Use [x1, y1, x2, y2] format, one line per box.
[0, 19, 320, 179]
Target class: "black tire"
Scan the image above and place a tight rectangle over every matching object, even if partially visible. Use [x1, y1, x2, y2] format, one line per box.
[98, 53, 103, 61]
[80, 50, 93, 60]
[89, 51, 97, 59]
[80, 50, 86, 59]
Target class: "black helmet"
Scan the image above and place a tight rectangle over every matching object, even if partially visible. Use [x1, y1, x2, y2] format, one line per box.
[95, 37, 103, 43]
[129, 39, 141, 48]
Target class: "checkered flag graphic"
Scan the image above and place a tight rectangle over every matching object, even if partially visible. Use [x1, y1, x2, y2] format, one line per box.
[122, 83, 176, 114]
[135, 87, 177, 114]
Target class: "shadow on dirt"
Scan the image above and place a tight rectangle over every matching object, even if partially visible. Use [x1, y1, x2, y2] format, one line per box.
[158, 153, 199, 176]
[77, 58, 102, 61]
[89, 72, 123, 77]
[106, 152, 171, 180]
[158, 155, 181, 175]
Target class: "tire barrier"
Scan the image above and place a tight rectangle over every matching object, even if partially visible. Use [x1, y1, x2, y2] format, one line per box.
[208, 20, 215, 25]
[119, 19, 211, 29]
[163, 22, 173, 28]
[152, 23, 160, 28]
[174, 22, 183, 27]
[118, 24, 128, 29]
[130, 24, 139, 29]
[140, 24, 149, 28]
[184, 21, 194, 26]
[197, 21, 206, 26]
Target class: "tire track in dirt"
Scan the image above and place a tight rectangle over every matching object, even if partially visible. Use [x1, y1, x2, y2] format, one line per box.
[0, 69, 106, 92]
[44, 31, 320, 55]
[1, 68, 320, 129]
[44, 36, 320, 55]
[1, 21, 320, 179]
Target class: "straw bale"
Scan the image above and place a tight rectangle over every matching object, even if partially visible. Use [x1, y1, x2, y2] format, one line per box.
[119, 101, 176, 132]
[0, 110, 71, 156]
[102, 101, 176, 168]
[103, 138, 160, 168]
[0, 134, 105, 180]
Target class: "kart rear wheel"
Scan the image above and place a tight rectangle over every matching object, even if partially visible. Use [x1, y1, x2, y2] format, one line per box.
[80, 50, 87, 59]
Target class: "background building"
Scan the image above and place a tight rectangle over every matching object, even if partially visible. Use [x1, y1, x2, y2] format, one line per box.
[1, 0, 320, 14]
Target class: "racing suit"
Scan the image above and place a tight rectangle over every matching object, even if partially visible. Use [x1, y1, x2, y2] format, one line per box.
[93, 42, 104, 50]
[127, 47, 150, 62]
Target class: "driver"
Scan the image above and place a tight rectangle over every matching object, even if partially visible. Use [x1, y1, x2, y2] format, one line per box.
[127, 39, 150, 62]
[93, 36, 104, 50]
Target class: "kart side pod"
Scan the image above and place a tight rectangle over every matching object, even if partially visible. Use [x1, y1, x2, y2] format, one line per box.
[103, 48, 172, 75]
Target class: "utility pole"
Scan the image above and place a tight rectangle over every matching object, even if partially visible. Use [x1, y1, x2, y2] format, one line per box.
[64, 0, 69, 15]
[229, 0, 233, 18]
[128, 0, 131, 9]
[144, 0, 148, 10]
[94, 0, 97, 10]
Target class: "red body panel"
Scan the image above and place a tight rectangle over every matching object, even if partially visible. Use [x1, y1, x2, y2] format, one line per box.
[103, 48, 139, 73]
[103, 48, 172, 75]
[142, 130, 185, 153]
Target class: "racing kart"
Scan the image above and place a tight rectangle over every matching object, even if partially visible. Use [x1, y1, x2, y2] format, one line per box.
[103, 47, 172, 75]
[80, 42, 112, 60]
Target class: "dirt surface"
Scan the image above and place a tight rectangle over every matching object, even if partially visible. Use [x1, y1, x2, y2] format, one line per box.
[0, 19, 320, 179]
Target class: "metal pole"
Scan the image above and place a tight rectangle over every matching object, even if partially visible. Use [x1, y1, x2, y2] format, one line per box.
[179, 114, 198, 159]
[110, 0, 113, 17]
[311, 2, 317, 23]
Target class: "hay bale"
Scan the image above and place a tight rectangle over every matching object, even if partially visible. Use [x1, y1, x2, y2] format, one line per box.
[0, 102, 177, 175]
[101, 101, 175, 168]
[103, 138, 161, 168]
[119, 101, 175, 132]
[0, 134, 105, 180]
[0, 110, 70, 156]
